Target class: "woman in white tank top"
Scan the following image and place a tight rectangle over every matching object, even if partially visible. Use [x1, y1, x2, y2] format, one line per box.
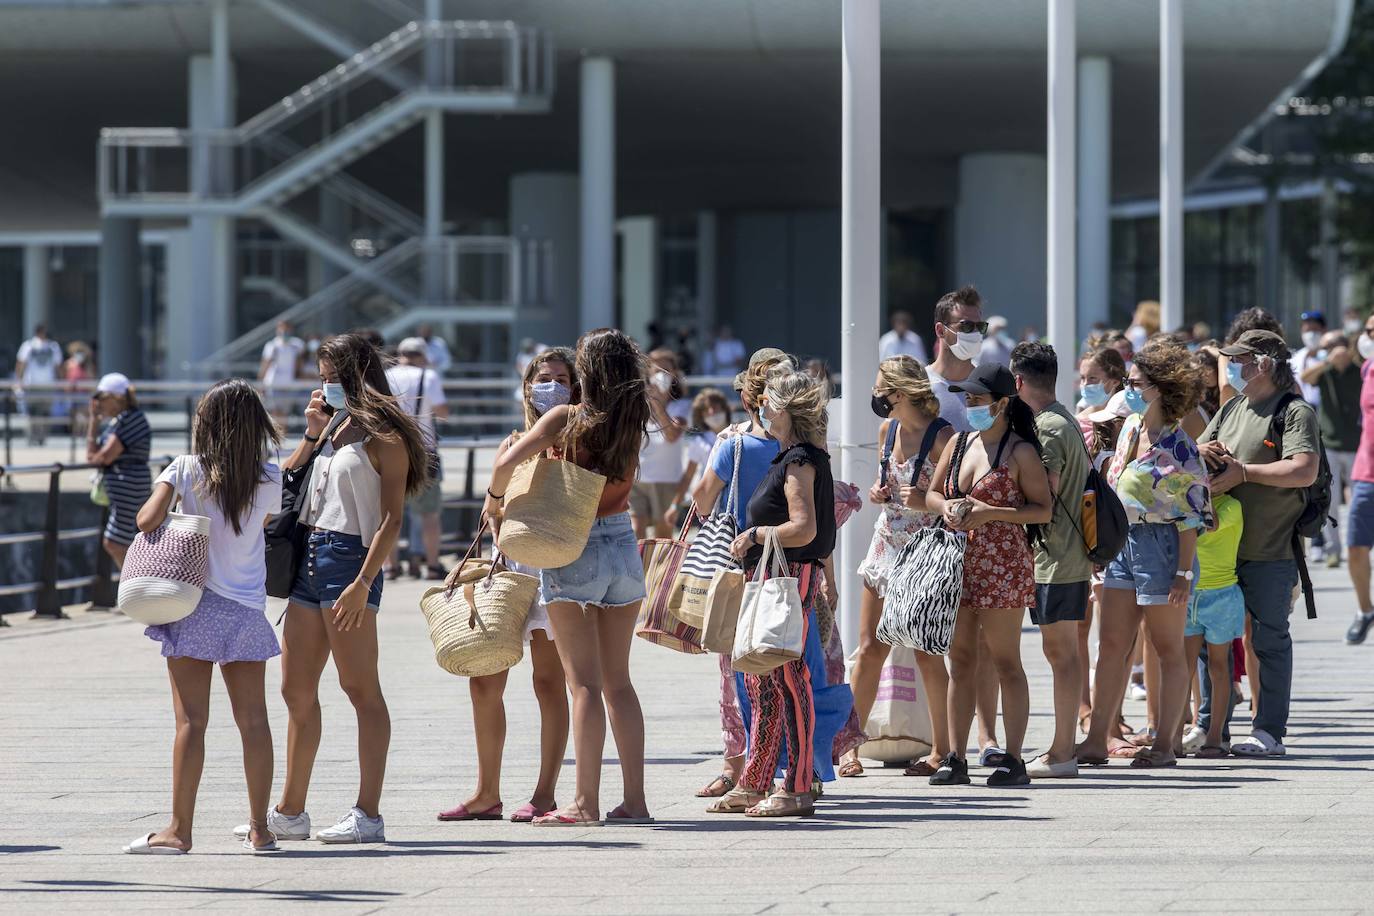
[270, 333, 430, 846]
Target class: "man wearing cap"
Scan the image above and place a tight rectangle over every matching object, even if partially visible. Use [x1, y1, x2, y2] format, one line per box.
[1201, 329, 1321, 757]
[1292, 310, 1328, 409]
[385, 338, 450, 579]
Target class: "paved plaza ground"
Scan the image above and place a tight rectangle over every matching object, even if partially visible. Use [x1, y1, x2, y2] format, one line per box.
[2, 561, 1372, 914]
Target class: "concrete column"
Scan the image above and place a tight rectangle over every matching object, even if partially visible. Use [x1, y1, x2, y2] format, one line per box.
[1047, 0, 1077, 402]
[511, 172, 580, 348]
[580, 57, 616, 331]
[1262, 182, 1281, 317]
[424, 110, 445, 303]
[188, 22, 237, 369]
[22, 246, 50, 336]
[839, 0, 882, 656]
[1159, 0, 1184, 331]
[618, 216, 657, 349]
[1321, 179, 1341, 317]
[98, 217, 143, 377]
[1077, 56, 1110, 345]
[695, 210, 717, 346]
[956, 153, 1047, 334]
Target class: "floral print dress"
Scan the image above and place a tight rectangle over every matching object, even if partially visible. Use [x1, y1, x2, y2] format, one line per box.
[858, 452, 940, 595]
[1105, 414, 1212, 531]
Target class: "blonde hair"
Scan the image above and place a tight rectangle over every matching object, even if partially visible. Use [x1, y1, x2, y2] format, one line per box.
[764, 367, 829, 448]
[876, 356, 939, 419]
[1133, 300, 1161, 335]
[741, 354, 792, 411]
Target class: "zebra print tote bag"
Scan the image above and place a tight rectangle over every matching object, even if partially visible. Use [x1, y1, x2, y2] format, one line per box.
[669, 435, 742, 628]
[876, 526, 966, 656]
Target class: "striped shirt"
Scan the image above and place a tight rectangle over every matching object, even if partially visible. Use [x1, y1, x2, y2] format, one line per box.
[101, 408, 152, 505]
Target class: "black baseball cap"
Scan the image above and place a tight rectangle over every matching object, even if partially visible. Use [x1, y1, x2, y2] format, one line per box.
[947, 362, 1017, 398]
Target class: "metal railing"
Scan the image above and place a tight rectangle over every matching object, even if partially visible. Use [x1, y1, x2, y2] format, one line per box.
[100, 21, 554, 209]
[0, 457, 173, 623]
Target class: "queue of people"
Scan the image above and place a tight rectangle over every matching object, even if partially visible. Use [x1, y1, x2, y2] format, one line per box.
[117, 291, 1352, 853]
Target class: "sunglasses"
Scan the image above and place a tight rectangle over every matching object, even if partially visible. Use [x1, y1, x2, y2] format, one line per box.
[951, 320, 990, 335]
[1123, 378, 1156, 391]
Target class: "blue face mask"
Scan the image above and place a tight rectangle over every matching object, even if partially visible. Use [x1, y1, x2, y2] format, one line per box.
[322, 382, 347, 411]
[1226, 359, 1249, 394]
[758, 403, 774, 436]
[966, 404, 996, 432]
[530, 380, 571, 416]
[1124, 387, 1148, 415]
[1080, 383, 1109, 407]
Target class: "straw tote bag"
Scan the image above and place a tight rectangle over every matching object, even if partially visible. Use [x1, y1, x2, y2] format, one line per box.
[498, 413, 607, 569]
[670, 435, 742, 628]
[635, 510, 706, 654]
[420, 524, 538, 677]
[118, 495, 211, 626]
[731, 528, 805, 675]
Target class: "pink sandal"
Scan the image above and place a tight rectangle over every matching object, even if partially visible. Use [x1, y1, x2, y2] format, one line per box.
[510, 801, 556, 823]
[437, 802, 504, 822]
[532, 811, 603, 827]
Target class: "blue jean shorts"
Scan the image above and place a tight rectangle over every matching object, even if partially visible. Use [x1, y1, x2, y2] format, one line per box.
[539, 512, 647, 609]
[289, 530, 384, 613]
[1186, 583, 1246, 644]
[1104, 522, 1199, 606]
[1347, 481, 1374, 549]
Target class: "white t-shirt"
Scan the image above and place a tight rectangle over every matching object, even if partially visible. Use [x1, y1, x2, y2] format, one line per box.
[708, 338, 747, 375]
[879, 329, 928, 364]
[639, 407, 687, 484]
[156, 456, 283, 611]
[261, 336, 305, 387]
[1290, 347, 1322, 408]
[685, 430, 717, 489]
[924, 364, 972, 433]
[386, 364, 446, 449]
[16, 337, 63, 385]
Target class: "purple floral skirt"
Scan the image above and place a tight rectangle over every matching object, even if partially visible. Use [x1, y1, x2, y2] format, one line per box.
[144, 589, 281, 664]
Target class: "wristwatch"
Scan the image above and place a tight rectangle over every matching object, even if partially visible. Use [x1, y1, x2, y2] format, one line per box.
[1175, 569, 1194, 581]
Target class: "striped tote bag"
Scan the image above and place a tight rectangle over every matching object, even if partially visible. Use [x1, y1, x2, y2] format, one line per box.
[876, 526, 966, 656]
[635, 511, 706, 655]
[669, 436, 742, 628]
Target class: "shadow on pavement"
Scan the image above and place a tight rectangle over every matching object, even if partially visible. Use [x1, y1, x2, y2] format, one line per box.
[14, 880, 400, 904]
[0, 846, 60, 854]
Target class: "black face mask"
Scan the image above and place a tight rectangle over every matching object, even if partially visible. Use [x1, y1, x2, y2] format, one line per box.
[871, 393, 894, 418]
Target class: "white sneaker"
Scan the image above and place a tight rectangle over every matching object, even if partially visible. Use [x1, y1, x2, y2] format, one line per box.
[1126, 682, 1148, 702]
[1026, 754, 1079, 779]
[316, 806, 385, 844]
[1181, 725, 1207, 754]
[233, 807, 311, 841]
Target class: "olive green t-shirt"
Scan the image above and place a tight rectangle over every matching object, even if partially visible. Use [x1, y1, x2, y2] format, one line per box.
[1034, 401, 1093, 584]
[1201, 390, 1320, 562]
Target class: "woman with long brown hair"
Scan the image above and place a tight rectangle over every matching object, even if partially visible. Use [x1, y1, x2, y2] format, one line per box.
[124, 379, 283, 854]
[483, 329, 653, 826]
[265, 332, 428, 845]
[438, 348, 573, 824]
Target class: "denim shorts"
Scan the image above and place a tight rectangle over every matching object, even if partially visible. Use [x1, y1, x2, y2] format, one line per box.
[288, 529, 384, 613]
[1104, 522, 1199, 606]
[1186, 583, 1246, 644]
[539, 512, 647, 609]
[1348, 481, 1374, 549]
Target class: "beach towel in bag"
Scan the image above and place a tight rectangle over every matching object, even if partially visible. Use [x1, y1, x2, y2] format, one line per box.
[876, 526, 965, 655]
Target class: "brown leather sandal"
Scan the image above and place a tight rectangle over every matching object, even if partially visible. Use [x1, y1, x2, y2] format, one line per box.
[695, 774, 736, 798]
[705, 786, 766, 814]
[744, 791, 815, 818]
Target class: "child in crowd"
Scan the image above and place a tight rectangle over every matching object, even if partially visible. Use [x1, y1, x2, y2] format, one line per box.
[1183, 493, 1244, 757]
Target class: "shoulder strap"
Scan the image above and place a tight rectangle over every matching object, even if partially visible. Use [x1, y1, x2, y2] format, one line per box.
[991, 425, 1014, 468]
[413, 368, 426, 418]
[724, 433, 744, 518]
[1268, 390, 1304, 452]
[943, 432, 970, 499]
[1208, 394, 1245, 443]
[916, 417, 951, 469]
[879, 419, 900, 488]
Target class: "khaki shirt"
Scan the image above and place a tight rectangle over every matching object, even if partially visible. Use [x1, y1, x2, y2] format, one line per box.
[1034, 401, 1093, 584]
[1201, 390, 1319, 562]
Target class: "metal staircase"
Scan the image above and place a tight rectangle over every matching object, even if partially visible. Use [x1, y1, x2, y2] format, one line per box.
[97, 15, 555, 374]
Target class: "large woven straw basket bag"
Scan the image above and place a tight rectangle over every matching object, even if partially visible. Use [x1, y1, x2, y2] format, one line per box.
[118, 507, 211, 626]
[420, 526, 537, 677]
[498, 414, 606, 569]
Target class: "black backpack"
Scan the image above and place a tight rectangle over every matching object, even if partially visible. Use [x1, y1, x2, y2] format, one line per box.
[1054, 436, 1129, 567]
[1211, 391, 1331, 619]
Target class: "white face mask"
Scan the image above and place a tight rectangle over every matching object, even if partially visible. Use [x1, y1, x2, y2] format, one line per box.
[1302, 331, 1322, 351]
[949, 331, 983, 362]
[1359, 335, 1374, 361]
[651, 371, 673, 394]
[704, 411, 728, 432]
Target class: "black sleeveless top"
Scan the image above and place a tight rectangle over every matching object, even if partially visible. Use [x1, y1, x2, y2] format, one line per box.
[744, 441, 836, 565]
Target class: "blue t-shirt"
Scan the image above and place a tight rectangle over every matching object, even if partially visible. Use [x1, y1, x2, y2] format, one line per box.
[709, 432, 780, 529]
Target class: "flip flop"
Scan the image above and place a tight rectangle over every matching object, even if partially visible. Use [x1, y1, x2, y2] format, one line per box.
[605, 805, 655, 825]
[532, 812, 603, 827]
[242, 835, 280, 854]
[1196, 745, 1229, 759]
[1130, 750, 1178, 768]
[510, 801, 556, 823]
[1076, 753, 1109, 767]
[437, 802, 504, 822]
[1107, 738, 1143, 759]
[122, 833, 187, 855]
[903, 759, 939, 777]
